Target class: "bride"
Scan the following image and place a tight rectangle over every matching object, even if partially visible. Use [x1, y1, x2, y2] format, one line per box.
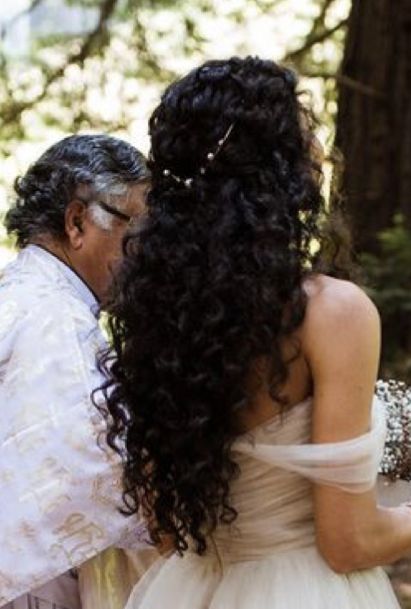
[100, 57, 410, 608]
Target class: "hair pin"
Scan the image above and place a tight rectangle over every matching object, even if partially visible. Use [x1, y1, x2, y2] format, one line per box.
[162, 123, 235, 188]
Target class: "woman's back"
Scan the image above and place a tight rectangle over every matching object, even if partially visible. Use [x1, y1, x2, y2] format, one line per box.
[237, 273, 360, 432]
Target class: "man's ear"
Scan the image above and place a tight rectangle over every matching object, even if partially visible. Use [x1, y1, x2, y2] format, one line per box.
[65, 200, 88, 249]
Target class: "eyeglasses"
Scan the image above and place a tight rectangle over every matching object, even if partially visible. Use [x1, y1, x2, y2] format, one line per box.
[94, 200, 133, 224]
[76, 196, 133, 224]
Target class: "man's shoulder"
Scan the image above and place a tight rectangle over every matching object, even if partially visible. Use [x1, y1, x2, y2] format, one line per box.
[0, 252, 99, 332]
[0, 260, 106, 370]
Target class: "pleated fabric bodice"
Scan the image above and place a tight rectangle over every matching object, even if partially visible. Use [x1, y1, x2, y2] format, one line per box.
[207, 397, 385, 565]
[211, 399, 315, 564]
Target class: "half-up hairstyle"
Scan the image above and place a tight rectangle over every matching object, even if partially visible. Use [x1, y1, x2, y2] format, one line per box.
[100, 56, 350, 555]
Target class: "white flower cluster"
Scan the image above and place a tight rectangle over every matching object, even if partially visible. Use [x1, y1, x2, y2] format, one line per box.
[378, 379, 411, 481]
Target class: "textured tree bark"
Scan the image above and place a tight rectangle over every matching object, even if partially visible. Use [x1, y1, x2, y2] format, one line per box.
[335, 0, 411, 253]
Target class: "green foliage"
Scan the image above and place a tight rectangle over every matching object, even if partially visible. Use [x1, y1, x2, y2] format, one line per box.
[0, 0, 349, 157]
[361, 216, 411, 382]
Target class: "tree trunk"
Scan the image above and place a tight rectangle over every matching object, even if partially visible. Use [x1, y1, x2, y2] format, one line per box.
[335, 0, 411, 254]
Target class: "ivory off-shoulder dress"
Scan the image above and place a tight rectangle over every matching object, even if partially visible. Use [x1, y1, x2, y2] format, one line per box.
[125, 398, 401, 609]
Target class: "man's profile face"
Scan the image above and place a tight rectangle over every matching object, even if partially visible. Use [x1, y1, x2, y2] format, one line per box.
[77, 181, 149, 301]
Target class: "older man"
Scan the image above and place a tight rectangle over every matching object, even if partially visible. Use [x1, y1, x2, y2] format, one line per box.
[0, 134, 154, 609]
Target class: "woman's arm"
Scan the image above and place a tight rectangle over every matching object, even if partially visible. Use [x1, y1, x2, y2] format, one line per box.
[302, 276, 411, 573]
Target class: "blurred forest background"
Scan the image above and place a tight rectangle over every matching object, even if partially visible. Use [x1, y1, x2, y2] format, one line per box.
[0, 0, 411, 605]
[0, 1, 410, 389]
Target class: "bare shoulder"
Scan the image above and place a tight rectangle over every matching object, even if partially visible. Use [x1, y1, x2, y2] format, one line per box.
[302, 275, 381, 443]
[302, 274, 380, 340]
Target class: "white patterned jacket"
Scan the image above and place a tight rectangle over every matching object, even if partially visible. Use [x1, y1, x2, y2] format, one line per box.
[0, 245, 147, 608]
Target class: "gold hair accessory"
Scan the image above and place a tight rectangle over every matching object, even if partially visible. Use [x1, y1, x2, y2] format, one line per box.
[162, 123, 235, 188]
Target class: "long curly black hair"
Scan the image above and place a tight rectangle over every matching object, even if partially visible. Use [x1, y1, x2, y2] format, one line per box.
[100, 57, 352, 555]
